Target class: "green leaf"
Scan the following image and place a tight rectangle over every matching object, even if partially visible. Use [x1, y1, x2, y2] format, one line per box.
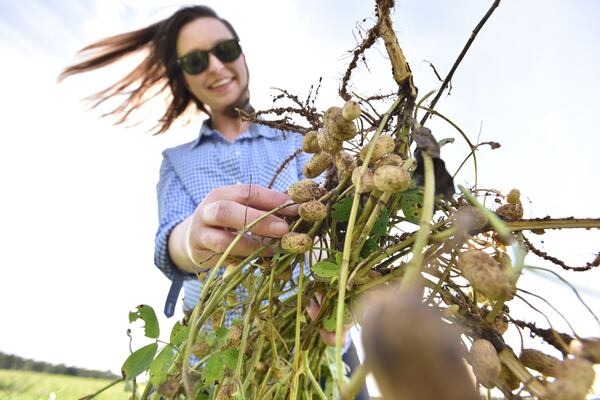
[334, 251, 343, 266]
[149, 345, 175, 385]
[360, 238, 379, 258]
[221, 348, 239, 371]
[322, 313, 336, 332]
[311, 260, 340, 279]
[202, 353, 225, 385]
[331, 197, 353, 222]
[322, 301, 352, 331]
[401, 189, 424, 224]
[371, 207, 389, 236]
[121, 342, 158, 380]
[129, 305, 159, 339]
[215, 327, 228, 346]
[169, 321, 189, 347]
[206, 332, 216, 347]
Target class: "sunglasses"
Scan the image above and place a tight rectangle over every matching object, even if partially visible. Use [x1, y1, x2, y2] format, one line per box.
[177, 39, 242, 75]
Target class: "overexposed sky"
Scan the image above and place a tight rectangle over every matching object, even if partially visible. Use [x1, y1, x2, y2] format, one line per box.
[0, 0, 599, 383]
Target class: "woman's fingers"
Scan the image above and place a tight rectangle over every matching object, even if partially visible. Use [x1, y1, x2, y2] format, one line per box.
[306, 296, 320, 321]
[199, 200, 290, 237]
[190, 226, 275, 258]
[207, 184, 299, 216]
[319, 329, 339, 347]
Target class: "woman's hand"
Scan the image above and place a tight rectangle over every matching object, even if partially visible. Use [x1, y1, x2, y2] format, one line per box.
[306, 292, 353, 347]
[169, 184, 298, 273]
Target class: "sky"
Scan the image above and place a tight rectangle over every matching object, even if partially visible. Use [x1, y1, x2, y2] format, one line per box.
[0, 0, 599, 391]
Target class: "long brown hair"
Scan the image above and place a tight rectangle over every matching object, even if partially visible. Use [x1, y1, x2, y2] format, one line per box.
[59, 6, 239, 134]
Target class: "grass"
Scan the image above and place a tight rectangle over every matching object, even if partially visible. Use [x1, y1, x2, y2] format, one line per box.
[0, 369, 145, 400]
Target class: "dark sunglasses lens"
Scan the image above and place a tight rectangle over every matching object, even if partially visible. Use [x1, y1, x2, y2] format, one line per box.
[181, 52, 208, 75]
[214, 40, 241, 63]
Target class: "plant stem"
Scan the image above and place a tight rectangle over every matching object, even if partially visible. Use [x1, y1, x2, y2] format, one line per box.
[352, 189, 382, 242]
[290, 260, 305, 399]
[182, 204, 293, 397]
[459, 184, 513, 244]
[400, 152, 435, 290]
[304, 351, 328, 400]
[267, 267, 280, 361]
[256, 366, 273, 399]
[498, 348, 546, 398]
[420, 0, 501, 125]
[79, 378, 124, 400]
[242, 334, 266, 392]
[424, 258, 453, 305]
[235, 276, 266, 381]
[506, 218, 600, 231]
[335, 95, 404, 391]
[351, 191, 392, 260]
[139, 380, 153, 400]
[340, 362, 370, 400]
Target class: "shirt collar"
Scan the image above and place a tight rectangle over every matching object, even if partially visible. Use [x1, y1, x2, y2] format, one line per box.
[189, 118, 280, 149]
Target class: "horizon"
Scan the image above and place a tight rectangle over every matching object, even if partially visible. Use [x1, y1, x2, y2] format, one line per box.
[1, 1, 598, 395]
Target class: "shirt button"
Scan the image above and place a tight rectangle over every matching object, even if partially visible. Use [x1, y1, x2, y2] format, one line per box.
[235, 150, 241, 157]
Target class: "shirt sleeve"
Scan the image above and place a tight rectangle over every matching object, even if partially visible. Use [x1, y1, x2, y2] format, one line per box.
[154, 152, 197, 281]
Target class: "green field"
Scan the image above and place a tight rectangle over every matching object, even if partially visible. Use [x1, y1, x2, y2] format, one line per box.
[0, 369, 145, 400]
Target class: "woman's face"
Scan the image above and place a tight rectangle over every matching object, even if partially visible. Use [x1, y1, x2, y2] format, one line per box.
[176, 17, 248, 115]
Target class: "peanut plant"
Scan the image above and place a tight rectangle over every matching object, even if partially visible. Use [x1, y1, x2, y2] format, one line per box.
[84, 1, 600, 399]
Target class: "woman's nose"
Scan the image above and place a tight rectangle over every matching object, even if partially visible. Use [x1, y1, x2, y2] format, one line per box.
[205, 52, 225, 74]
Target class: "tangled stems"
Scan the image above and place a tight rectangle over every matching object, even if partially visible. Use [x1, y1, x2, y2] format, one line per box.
[290, 258, 305, 400]
[181, 203, 298, 397]
[351, 191, 392, 260]
[498, 349, 546, 398]
[341, 363, 370, 400]
[351, 189, 382, 243]
[459, 184, 513, 244]
[334, 95, 404, 390]
[400, 152, 435, 291]
[303, 352, 327, 400]
[235, 275, 268, 382]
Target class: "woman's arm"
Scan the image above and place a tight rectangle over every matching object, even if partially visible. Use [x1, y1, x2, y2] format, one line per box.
[168, 183, 299, 273]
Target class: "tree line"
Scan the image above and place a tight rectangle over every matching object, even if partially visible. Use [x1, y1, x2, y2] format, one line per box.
[0, 351, 119, 379]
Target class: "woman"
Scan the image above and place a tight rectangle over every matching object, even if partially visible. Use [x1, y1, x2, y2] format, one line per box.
[61, 7, 370, 398]
[60, 6, 308, 319]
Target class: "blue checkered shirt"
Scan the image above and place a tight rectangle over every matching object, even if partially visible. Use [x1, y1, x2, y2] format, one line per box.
[155, 121, 315, 318]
